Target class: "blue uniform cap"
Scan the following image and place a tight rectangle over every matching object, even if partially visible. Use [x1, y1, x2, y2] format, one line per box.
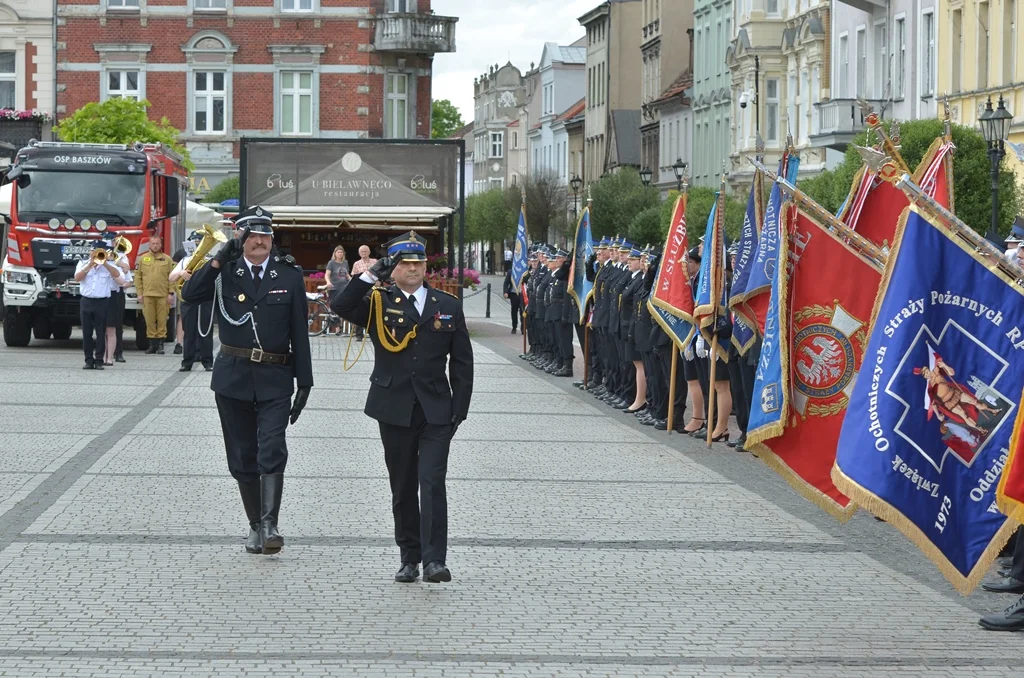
[618, 240, 633, 253]
[629, 247, 643, 258]
[386, 230, 428, 262]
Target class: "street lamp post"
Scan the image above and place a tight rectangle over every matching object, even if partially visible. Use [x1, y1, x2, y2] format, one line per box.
[570, 174, 582, 221]
[979, 96, 1013, 244]
[640, 166, 653, 188]
[754, 54, 760, 136]
[672, 158, 687, 192]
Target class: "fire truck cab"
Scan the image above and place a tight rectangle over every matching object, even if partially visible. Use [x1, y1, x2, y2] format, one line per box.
[1, 140, 187, 348]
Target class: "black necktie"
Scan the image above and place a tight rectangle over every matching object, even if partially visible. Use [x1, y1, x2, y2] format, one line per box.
[409, 294, 419, 317]
[252, 264, 262, 291]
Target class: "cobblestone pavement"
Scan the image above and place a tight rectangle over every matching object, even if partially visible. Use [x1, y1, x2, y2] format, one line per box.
[0, 301, 1019, 676]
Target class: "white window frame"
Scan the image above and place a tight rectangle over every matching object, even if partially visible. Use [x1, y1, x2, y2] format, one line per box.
[280, 70, 315, 136]
[895, 15, 906, 98]
[512, 131, 518, 149]
[385, 72, 409, 138]
[280, 0, 316, 12]
[191, 70, 227, 135]
[490, 131, 504, 159]
[105, 0, 141, 10]
[489, 177, 504, 190]
[873, 20, 887, 100]
[103, 69, 144, 101]
[192, 0, 229, 10]
[766, 0, 779, 16]
[838, 33, 849, 99]
[855, 27, 866, 97]
[921, 10, 935, 97]
[0, 51, 15, 110]
[765, 77, 779, 143]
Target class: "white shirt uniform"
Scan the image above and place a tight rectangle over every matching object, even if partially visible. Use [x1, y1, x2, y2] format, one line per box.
[75, 259, 119, 299]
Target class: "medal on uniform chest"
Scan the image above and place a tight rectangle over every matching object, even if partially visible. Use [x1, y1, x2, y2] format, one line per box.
[433, 311, 442, 330]
[269, 270, 278, 279]
[238, 294, 246, 302]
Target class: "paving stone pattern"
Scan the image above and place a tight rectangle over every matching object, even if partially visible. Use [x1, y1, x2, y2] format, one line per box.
[0, 323, 1017, 676]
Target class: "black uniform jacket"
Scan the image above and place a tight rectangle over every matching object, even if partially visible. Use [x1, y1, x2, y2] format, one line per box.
[182, 255, 314, 402]
[331, 277, 474, 428]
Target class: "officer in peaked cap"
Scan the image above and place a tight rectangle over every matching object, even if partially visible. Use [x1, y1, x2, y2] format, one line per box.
[181, 204, 313, 557]
[331, 230, 474, 585]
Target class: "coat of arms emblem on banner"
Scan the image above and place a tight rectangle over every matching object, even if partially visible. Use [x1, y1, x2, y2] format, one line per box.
[791, 301, 866, 420]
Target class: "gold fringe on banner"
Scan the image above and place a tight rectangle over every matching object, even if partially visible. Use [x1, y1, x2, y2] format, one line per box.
[747, 441, 858, 522]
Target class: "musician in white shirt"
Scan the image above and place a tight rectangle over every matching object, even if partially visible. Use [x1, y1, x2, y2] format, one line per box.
[74, 243, 125, 370]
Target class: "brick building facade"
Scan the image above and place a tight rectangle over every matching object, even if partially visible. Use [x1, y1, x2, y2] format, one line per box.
[55, 0, 456, 197]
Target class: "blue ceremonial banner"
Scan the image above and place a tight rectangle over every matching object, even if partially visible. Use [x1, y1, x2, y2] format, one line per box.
[568, 206, 595, 320]
[729, 167, 763, 318]
[732, 316, 756, 355]
[746, 199, 791, 442]
[833, 206, 1024, 593]
[741, 153, 799, 331]
[511, 206, 529, 292]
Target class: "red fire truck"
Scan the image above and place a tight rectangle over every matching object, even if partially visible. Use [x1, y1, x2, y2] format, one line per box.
[1, 140, 187, 348]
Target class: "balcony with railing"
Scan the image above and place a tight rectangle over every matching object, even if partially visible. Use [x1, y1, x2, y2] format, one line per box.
[810, 98, 884, 150]
[373, 13, 457, 54]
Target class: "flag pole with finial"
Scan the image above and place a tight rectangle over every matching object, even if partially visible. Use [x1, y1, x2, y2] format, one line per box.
[665, 163, 690, 434]
[707, 164, 728, 448]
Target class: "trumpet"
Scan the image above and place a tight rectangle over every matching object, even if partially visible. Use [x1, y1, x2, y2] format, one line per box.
[91, 236, 131, 265]
[91, 248, 109, 264]
[177, 224, 228, 297]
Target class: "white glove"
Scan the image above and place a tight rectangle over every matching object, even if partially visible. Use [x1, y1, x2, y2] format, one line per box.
[696, 336, 708, 359]
[683, 345, 694, 361]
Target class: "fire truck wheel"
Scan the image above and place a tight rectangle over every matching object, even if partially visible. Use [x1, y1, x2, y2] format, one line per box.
[134, 314, 150, 351]
[3, 309, 31, 347]
[32, 316, 52, 340]
[51, 323, 73, 341]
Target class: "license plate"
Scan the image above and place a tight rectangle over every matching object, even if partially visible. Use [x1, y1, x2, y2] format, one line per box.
[62, 245, 93, 261]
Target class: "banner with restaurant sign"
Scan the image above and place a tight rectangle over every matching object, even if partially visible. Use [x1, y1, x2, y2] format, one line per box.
[241, 141, 460, 209]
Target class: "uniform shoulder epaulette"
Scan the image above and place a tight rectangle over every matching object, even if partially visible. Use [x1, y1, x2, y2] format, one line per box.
[434, 287, 459, 299]
[272, 254, 303, 273]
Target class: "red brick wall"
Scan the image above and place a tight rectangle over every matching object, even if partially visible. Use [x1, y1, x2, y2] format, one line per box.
[24, 43, 37, 110]
[56, 1, 435, 139]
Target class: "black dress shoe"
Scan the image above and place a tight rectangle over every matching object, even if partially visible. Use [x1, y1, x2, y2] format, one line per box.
[999, 568, 1013, 578]
[203, 364, 213, 371]
[114, 354, 126, 363]
[982, 577, 1024, 594]
[423, 561, 452, 583]
[979, 594, 1024, 631]
[997, 556, 1013, 569]
[92, 363, 104, 370]
[689, 427, 708, 439]
[554, 367, 573, 377]
[654, 419, 668, 430]
[395, 562, 419, 583]
[573, 380, 585, 389]
[179, 364, 193, 372]
[173, 343, 183, 355]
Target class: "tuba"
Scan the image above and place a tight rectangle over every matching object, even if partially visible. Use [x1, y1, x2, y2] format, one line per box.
[177, 224, 228, 297]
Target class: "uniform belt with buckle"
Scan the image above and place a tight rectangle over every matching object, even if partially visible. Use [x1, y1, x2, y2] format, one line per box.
[220, 344, 291, 365]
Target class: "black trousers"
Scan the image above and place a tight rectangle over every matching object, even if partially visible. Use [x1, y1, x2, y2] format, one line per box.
[80, 296, 110, 364]
[558, 320, 574, 363]
[1010, 528, 1024, 581]
[739, 355, 757, 434]
[214, 394, 290, 483]
[728, 355, 748, 432]
[113, 291, 125, 355]
[642, 350, 660, 410]
[656, 344, 687, 422]
[181, 300, 214, 367]
[509, 294, 521, 330]
[378, 402, 451, 565]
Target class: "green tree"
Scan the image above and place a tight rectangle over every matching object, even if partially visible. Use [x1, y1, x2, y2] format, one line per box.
[588, 168, 660, 238]
[628, 205, 663, 245]
[465, 187, 516, 244]
[431, 99, 465, 139]
[204, 176, 239, 204]
[522, 173, 568, 243]
[797, 119, 1022, 238]
[683, 187, 745, 243]
[55, 97, 193, 171]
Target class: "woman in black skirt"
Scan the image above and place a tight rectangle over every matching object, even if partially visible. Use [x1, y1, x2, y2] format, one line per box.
[620, 246, 647, 412]
[680, 247, 706, 433]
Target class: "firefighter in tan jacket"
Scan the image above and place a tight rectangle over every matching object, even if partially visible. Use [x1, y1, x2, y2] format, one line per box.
[134, 235, 175, 354]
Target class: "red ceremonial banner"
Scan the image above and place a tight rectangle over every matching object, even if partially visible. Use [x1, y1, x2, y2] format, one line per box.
[838, 138, 953, 251]
[650, 194, 696, 326]
[748, 204, 883, 520]
[997, 387, 1024, 524]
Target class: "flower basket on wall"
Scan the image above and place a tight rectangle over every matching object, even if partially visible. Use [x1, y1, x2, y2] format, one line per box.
[0, 110, 51, 154]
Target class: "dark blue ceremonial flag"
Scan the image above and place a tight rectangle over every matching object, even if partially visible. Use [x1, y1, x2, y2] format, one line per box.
[568, 206, 595, 321]
[741, 153, 799, 331]
[729, 167, 764, 334]
[511, 206, 529, 292]
[833, 206, 1024, 593]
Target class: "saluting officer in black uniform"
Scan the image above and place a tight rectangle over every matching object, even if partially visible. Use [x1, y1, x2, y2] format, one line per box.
[181, 206, 313, 556]
[331, 231, 474, 584]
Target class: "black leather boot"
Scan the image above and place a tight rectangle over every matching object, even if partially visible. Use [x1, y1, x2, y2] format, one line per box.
[260, 473, 285, 555]
[237, 479, 262, 554]
[156, 339, 166, 355]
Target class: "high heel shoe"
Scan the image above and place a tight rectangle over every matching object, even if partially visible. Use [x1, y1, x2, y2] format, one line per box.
[710, 431, 730, 443]
[682, 418, 705, 433]
[625, 404, 647, 414]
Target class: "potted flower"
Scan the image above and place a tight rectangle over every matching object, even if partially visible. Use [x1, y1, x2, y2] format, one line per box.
[0, 109, 52, 151]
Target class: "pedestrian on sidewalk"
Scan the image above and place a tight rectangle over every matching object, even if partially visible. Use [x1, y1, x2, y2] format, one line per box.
[350, 245, 377, 341]
[503, 267, 521, 333]
[331, 230, 474, 585]
[181, 206, 313, 557]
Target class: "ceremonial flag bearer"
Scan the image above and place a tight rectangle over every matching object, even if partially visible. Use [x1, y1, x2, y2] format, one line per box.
[181, 206, 313, 556]
[332, 231, 474, 584]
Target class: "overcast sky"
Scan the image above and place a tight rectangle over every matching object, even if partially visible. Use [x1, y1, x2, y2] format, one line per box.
[430, 0, 594, 123]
